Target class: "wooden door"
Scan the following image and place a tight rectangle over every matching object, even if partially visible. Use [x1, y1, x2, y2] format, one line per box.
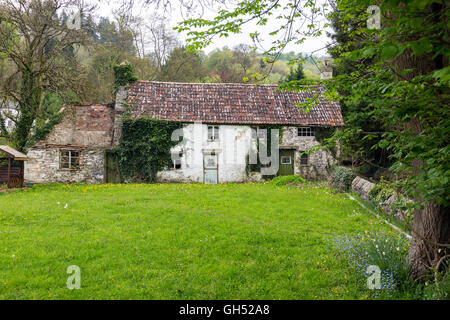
[105, 151, 121, 184]
[279, 149, 295, 176]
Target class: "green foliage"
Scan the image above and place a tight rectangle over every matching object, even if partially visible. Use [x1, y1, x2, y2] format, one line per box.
[331, 166, 356, 192]
[369, 180, 395, 207]
[270, 175, 306, 186]
[158, 47, 208, 82]
[327, 0, 450, 207]
[25, 109, 66, 149]
[331, 231, 421, 299]
[116, 118, 182, 182]
[315, 126, 338, 156]
[113, 63, 138, 94]
[423, 271, 450, 300]
[0, 183, 407, 299]
[281, 63, 305, 83]
[368, 179, 414, 224]
[0, 2, 92, 151]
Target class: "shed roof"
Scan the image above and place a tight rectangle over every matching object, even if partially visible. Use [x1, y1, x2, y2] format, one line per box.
[127, 81, 344, 127]
[0, 145, 29, 161]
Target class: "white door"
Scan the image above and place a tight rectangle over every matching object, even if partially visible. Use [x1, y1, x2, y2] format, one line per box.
[204, 154, 218, 184]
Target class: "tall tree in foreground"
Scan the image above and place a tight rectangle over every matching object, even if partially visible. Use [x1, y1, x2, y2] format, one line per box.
[171, 0, 449, 281]
[0, 0, 94, 150]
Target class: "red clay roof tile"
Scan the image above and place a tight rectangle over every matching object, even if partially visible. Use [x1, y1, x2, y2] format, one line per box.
[127, 81, 344, 126]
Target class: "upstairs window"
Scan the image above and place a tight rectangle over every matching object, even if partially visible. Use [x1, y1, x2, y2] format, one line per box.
[171, 151, 183, 170]
[298, 127, 315, 137]
[208, 126, 220, 141]
[60, 150, 80, 170]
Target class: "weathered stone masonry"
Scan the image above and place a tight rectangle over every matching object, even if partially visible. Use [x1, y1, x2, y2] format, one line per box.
[25, 104, 114, 184]
[25, 81, 344, 184]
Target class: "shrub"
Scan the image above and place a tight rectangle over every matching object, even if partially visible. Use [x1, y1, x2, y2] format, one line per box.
[354, 163, 373, 177]
[423, 271, 450, 300]
[331, 231, 421, 299]
[331, 166, 355, 192]
[270, 175, 305, 186]
[368, 179, 413, 223]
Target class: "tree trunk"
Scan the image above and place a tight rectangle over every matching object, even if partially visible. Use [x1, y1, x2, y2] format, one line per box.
[391, 2, 450, 281]
[409, 203, 450, 281]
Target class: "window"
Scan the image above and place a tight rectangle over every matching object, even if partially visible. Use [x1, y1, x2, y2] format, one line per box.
[60, 150, 80, 170]
[281, 156, 292, 165]
[297, 127, 315, 137]
[208, 126, 220, 141]
[171, 151, 183, 170]
[300, 153, 309, 166]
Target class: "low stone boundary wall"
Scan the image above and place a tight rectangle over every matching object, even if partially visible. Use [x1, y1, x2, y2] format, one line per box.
[351, 176, 411, 221]
[351, 176, 375, 201]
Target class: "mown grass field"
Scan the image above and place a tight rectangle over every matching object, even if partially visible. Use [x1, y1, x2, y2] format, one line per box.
[0, 183, 396, 299]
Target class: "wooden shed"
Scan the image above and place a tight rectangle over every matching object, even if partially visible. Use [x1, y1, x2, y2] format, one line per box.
[0, 146, 29, 188]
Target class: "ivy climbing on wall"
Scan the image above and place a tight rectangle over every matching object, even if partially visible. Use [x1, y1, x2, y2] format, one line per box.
[115, 118, 182, 183]
[113, 62, 138, 95]
[25, 109, 67, 149]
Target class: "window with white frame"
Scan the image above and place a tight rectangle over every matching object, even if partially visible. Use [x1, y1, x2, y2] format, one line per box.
[281, 156, 292, 165]
[60, 150, 80, 170]
[297, 127, 315, 137]
[171, 151, 183, 170]
[208, 125, 220, 141]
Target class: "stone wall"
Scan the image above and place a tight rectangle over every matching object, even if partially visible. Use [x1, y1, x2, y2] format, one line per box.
[351, 176, 375, 201]
[25, 104, 114, 184]
[25, 148, 105, 184]
[351, 176, 410, 221]
[24, 98, 338, 184]
[37, 104, 114, 148]
[157, 124, 337, 183]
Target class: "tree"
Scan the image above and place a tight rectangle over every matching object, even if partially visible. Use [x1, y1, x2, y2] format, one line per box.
[173, 0, 449, 281]
[82, 15, 148, 103]
[205, 47, 243, 83]
[326, 1, 390, 175]
[0, 0, 95, 151]
[231, 44, 254, 80]
[282, 64, 305, 84]
[158, 47, 207, 82]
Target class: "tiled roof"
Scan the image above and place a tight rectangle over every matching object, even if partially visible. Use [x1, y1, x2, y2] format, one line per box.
[0, 145, 29, 160]
[127, 81, 344, 126]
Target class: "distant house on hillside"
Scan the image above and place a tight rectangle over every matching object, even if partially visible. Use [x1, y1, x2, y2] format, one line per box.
[25, 81, 344, 184]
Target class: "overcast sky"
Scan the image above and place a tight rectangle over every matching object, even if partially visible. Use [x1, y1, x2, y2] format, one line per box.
[98, 0, 333, 56]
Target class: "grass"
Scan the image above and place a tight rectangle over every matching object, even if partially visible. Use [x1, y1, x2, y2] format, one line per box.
[0, 182, 407, 300]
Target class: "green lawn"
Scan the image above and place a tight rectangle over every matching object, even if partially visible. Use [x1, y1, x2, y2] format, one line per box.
[0, 183, 394, 299]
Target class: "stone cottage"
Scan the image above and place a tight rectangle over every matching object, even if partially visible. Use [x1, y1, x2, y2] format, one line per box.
[25, 81, 344, 184]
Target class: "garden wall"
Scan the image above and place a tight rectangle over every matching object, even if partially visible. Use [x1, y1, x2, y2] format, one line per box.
[351, 176, 411, 222]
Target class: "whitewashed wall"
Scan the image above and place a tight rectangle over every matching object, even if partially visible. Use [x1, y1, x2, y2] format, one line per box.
[157, 123, 257, 183]
[158, 124, 336, 183]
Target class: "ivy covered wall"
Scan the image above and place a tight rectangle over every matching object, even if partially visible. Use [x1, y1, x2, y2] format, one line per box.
[115, 118, 182, 182]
